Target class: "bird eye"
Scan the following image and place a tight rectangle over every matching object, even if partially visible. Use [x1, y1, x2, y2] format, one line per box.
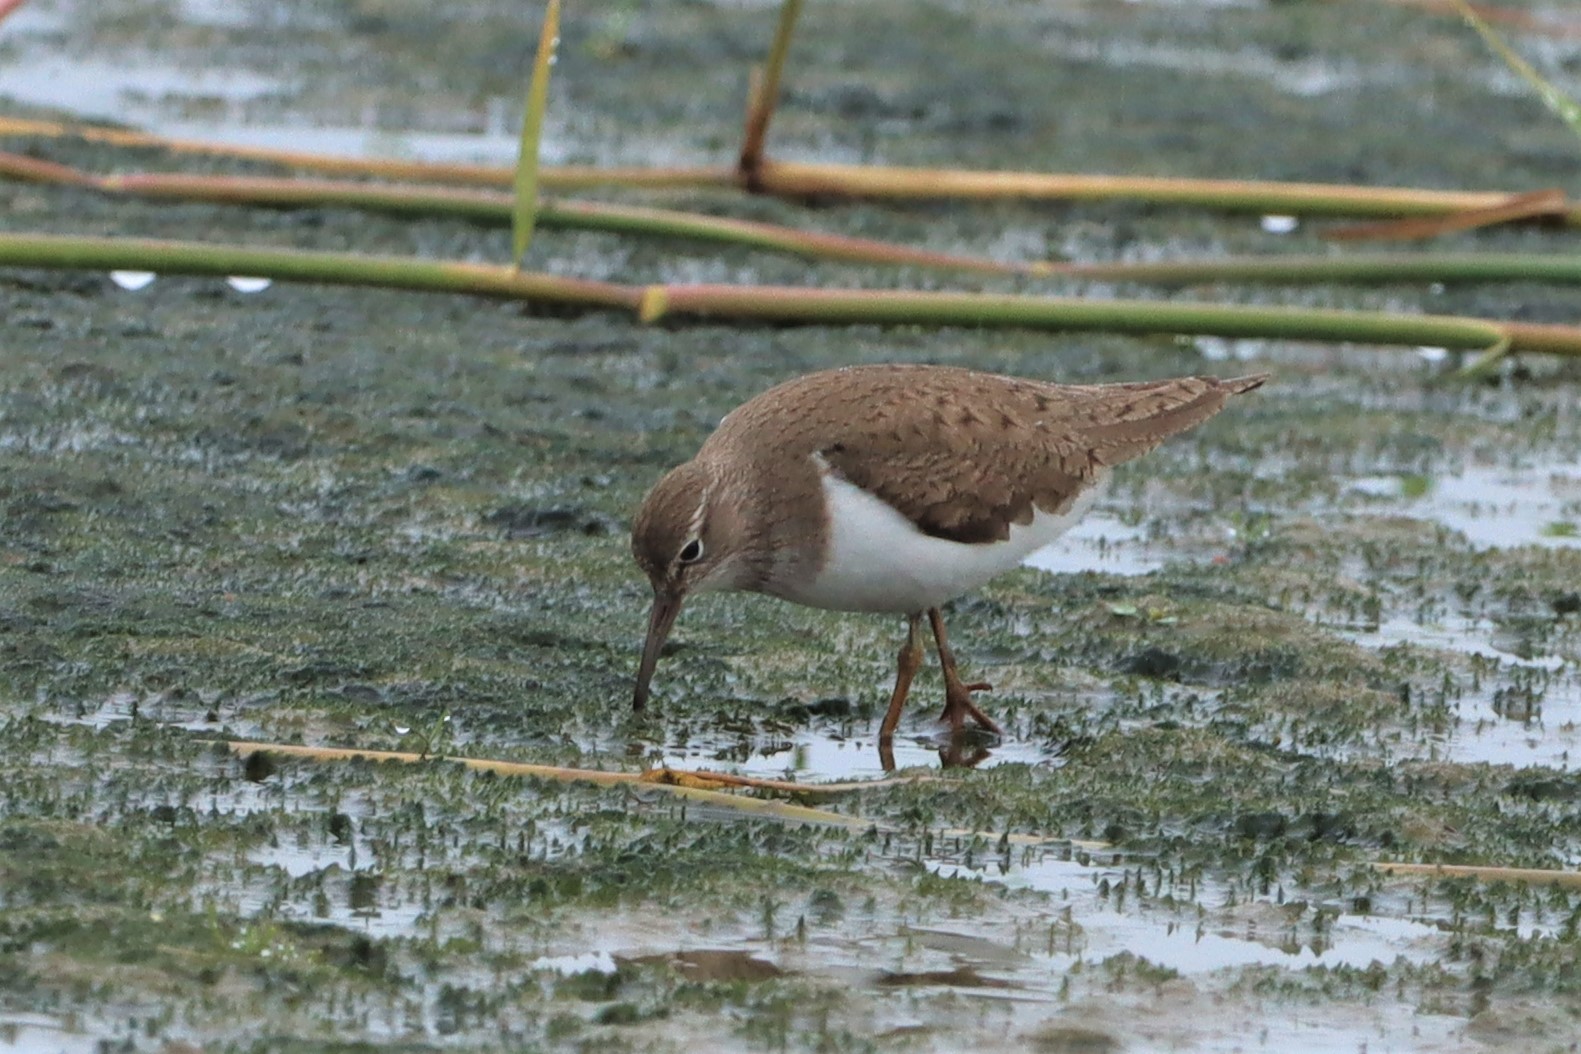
[677, 538, 704, 565]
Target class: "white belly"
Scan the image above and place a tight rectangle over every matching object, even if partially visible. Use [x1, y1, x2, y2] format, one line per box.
[777, 470, 1106, 614]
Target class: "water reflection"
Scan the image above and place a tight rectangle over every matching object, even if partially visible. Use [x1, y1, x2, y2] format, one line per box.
[1349, 462, 1581, 551]
[642, 721, 1051, 783]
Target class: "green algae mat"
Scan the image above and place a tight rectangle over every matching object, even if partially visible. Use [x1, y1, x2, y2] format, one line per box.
[4, 1, 1581, 1051]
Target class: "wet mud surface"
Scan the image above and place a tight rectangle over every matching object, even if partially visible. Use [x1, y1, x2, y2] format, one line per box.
[4, 1, 1581, 1051]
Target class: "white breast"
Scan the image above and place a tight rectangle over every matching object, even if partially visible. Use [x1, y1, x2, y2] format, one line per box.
[774, 465, 1107, 614]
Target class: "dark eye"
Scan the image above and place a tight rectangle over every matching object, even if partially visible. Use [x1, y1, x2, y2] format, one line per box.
[678, 539, 704, 564]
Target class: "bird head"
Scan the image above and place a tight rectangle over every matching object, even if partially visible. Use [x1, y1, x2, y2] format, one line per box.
[629, 458, 755, 710]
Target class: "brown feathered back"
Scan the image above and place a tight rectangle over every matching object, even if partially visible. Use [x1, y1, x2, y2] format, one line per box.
[703, 365, 1266, 545]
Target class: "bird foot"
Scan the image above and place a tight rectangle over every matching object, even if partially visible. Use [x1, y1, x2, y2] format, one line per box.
[939, 679, 1001, 736]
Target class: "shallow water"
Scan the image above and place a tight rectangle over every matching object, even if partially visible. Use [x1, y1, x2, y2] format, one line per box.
[651, 721, 1053, 781]
[930, 852, 1452, 975]
[0, 1018, 105, 1054]
[8, 0, 1581, 1051]
[1350, 461, 1581, 551]
[1023, 511, 1162, 577]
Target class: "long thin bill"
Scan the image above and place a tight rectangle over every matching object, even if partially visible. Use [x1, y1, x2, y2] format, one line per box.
[632, 591, 683, 711]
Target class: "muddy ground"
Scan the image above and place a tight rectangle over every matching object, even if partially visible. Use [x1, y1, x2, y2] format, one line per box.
[3, 1, 1581, 1051]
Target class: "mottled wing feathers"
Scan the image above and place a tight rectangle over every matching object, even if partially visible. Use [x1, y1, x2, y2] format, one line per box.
[711, 366, 1266, 546]
[1073, 373, 1267, 469]
[818, 408, 1090, 545]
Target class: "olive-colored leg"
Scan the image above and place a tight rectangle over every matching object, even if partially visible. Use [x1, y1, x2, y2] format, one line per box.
[927, 607, 1002, 736]
[878, 613, 925, 742]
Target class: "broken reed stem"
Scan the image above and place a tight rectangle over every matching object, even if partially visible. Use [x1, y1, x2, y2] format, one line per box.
[753, 159, 1581, 225]
[739, 0, 803, 184]
[102, 170, 509, 221]
[1450, 0, 1581, 141]
[643, 282, 1581, 356]
[18, 159, 1581, 283]
[0, 231, 638, 309]
[1322, 188, 1568, 241]
[5, 114, 1578, 223]
[511, 0, 561, 266]
[217, 739, 1101, 849]
[219, 741, 890, 829]
[1385, 0, 1581, 39]
[1376, 861, 1581, 889]
[1046, 252, 1581, 285]
[7, 232, 1581, 358]
[220, 740, 914, 795]
[0, 116, 739, 189]
[540, 197, 1036, 274]
[2, 156, 1039, 276]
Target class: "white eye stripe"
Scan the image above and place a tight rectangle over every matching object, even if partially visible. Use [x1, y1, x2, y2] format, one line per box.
[677, 486, 710, 566]
[688, 491, 710, 538]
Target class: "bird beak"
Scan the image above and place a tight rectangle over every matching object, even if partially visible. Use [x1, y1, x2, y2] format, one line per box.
[633, 588, 684, 711]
